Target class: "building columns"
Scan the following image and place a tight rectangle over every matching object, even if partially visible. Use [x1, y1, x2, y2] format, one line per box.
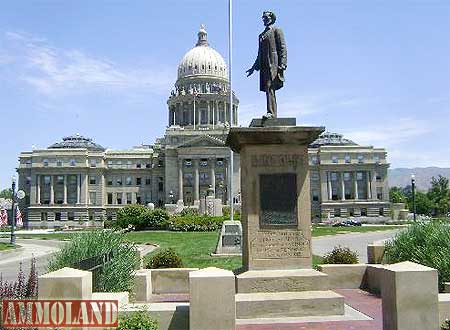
[50, 176, 54, 204]
[210, 158, 216, 196]
[37, 175, 41, 204]
[76, 174, 80, 204]
[366, 171, 371, 199]
[63, 175, 68, 204]
[354, 172, 359, 200]
[178, 159, 184, 202]
[371, 170, 377, 200]
[194, 159, 199, 201]
[327, 172, 332, 200]
[341, 172, 346, 201]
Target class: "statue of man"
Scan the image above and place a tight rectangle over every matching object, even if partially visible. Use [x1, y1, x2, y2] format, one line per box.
[246, 11, 287, 118]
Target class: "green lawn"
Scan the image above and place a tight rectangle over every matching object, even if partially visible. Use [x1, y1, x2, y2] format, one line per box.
[0, 242, 16, 251]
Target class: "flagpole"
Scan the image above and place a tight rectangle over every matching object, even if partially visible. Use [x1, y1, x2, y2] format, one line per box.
[228, 0, 234, 221]
[10, 176, 16, 245]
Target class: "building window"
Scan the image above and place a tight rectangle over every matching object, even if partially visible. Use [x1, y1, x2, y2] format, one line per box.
[107, 178, 113, 186]
[136, 162, 142, 169]
[200, 159, 208, 167]
[311, 172, 319, 181]
[116, 160, 122, 167]
[126, 193, 132, 204]
[107, 160, 113, 167]
[216, 158, 224, 166]
[89, 176, 96, 185]
[343, 172, 351, 181]
[126, 160, 132, 168]
[41, 212, 48, 221]
[26, 176, 31, 185]
[158, 177, 164, 192]
[126, 176, 132, 185]
[44, 176, 51, 185]
[312, 190, 319, 202]
[376, 173, 382, 181]
[349, 208, 354, 216]
[136, 177, 142, 185]
[56, 160, 63, 167]
[70, 159, 76, 166]
[357, 155, 364, 164]
[89, 192, 96, 205]
[185, 159, 192, 167]
[145, 163, 151, 169]
[200, 172, 209, 184]
[90, 159, 97, 167]
[68, 212, 75, 221]
[311, 156, 319, 165]
[356, 172, 363, 181]
[158, 160, 164, 167]
[184, 173, 193, 186]
[43, 159, 49, 167]
[331, 172, 338, 181]
[334, 208, 341, 217]
[116, 177, 122, 186]
[344, 155, 351, 163]
[145, 178, 151, 185]
[377, 187, 383, 200]
[56, 176, 64, 184]
[361, 208, 367, 216]
[136, 193, 142, 204]
[107, 193, 113, 204]
[55, 212, 61, 221]
[379, 208, 384, 216]
[117, 193, 122, 205]
[374, 155, 380, 163]
[331, 155, 338, 164]
[56, 192, 64, 204]
[25, 159, 32, 166]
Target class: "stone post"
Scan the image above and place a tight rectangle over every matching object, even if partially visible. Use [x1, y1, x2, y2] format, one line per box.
[133, 269, 152, 302]
[189, 267, 235, 330]
[194, 159, 199, 201]
[382, 261, 439, 330]
[39, 267, 92, 300]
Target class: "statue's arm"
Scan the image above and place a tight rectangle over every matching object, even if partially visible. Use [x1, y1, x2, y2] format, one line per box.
[275, 28, 287, 70]
[246, 37, 261, 76]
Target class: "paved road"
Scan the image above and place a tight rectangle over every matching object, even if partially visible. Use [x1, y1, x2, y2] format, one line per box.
[312, 229, 402, 263]
[0, 238, 65, 282]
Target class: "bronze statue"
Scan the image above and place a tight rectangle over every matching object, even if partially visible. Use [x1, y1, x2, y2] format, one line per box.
[247, 11, 287, 118]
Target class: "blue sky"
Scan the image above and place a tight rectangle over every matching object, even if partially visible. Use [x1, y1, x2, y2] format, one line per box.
[0, 1, 449, 189]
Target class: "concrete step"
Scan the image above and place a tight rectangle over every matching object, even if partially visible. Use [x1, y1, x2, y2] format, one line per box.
[236, 290, 345, 319]
[236, 269, 329, 293]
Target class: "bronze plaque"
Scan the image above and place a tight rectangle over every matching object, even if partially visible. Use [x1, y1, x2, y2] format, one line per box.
[260, 173, 297, 226]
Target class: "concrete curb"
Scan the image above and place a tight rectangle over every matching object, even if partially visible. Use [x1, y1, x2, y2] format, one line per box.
[0, 245, 24, 259]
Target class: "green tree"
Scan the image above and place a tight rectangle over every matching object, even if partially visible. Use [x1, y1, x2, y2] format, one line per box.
[428, 175, 450, 216]
[0, 188, 13, 199]
[413, 191, 434, 216]
[389, 186, 407, 204]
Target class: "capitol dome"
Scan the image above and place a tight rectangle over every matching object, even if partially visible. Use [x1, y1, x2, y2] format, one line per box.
[177, 25, 228, 81]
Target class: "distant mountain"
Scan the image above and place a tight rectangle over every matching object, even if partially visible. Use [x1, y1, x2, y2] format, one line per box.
[388, 167, 450, 190]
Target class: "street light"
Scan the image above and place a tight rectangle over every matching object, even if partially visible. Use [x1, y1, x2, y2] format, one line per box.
[10, 175, 17, 245]
[411, 174, 416, 222]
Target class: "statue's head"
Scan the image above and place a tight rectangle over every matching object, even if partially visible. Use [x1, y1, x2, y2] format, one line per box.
[262, 11, 276, 26]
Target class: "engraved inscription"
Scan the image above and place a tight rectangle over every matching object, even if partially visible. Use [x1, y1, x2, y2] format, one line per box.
[260, 173, 297, 226]
[251, 154, 303, 167]
[251, 231, 311, 259]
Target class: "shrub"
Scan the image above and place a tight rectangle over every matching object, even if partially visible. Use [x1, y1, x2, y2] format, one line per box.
[179, 208, 199, 217]
[48, 230, 138, 292]
[141, 209, 169, 229]
[168, 215, 225, 231]
[223, 206, 240, 220]
[147, 248, 183, 269]
[384, 220, 450, 291]
[442, 320, 450, 330]
[116, 204, 148, 230]
[323, 246, 359, 264]
[119, 309, 159, 330]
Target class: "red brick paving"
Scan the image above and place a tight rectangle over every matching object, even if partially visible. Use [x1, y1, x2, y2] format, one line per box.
[236, 289, 382, 330]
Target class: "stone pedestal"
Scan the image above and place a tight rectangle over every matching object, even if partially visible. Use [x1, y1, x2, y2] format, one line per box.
[227, 125, 324, 271]
[214, 220, 242, 256]
[199, 196, 223, 216]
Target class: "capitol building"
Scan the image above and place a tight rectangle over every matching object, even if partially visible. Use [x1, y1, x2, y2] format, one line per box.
[17, 26, 390, 227]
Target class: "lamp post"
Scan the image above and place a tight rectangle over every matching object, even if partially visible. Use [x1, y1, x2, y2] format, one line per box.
[10, 175, 17, 245]
[411, 174, 416, 221]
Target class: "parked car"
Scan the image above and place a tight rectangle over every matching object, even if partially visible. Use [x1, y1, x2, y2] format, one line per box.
[332, 219, 362, 227]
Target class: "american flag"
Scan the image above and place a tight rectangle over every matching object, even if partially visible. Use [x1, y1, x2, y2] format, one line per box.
[16, 206, 23, 227]
[0, 208, 8, 227]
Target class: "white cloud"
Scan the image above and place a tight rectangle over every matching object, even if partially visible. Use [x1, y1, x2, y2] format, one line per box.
[2, 31, 174, 96]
